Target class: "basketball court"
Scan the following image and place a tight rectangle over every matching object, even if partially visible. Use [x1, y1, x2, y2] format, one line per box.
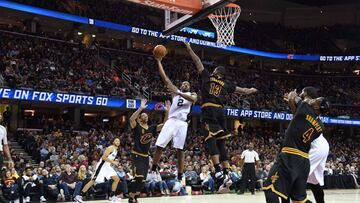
[87, 189, 359, 203]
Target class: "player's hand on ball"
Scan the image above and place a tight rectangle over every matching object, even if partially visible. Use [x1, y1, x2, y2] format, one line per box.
[140, 99, 148, 109]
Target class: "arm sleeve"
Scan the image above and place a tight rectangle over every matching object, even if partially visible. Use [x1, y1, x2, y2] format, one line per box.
[227, 82, 236, 94]
[200, 69, 210, 82]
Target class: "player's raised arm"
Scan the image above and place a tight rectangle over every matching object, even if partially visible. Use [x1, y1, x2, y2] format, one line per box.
[156, 100, 170, 132]
[184, 42, 204, 73]
[129, 100, 148, 129]
[155, 58, 177, 89]
[234, 87, 258, 95]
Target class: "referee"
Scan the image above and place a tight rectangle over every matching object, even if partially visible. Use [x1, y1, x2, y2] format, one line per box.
[238, 142, 259, 195]
[0, 124, 14, 202]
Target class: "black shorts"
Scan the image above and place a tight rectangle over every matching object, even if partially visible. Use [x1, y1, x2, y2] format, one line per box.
[131, 153, 149, 179]
[263, 151, 310, 201]
[201, 106, 231, 141]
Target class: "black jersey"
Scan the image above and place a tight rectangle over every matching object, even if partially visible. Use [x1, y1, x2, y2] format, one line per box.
[200, 69, 236, 106]
[132, 122, 157, 156]
[283, 101, 325, 153]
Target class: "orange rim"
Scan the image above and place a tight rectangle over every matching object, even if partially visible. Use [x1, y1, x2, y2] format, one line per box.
[208, 4, 241, 19]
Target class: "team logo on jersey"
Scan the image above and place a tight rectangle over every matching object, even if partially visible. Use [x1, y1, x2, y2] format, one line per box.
[140, 133, 153, 144]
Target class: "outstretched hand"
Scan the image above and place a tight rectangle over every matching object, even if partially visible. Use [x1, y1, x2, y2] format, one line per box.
[284, 89, 297, 101]
[247, 88, 258, 94]
[184, 42, 191, 50]
[140, 99, 148, 109]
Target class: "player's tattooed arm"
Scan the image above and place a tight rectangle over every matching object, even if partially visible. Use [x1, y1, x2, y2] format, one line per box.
[284, 89, 301, 114]
[184, 42, 204, 73]
[156, 100, 171, 132]
[234, 87, 258, 95]
[102, 146, 119, 166]
[129, 100, 148, 129]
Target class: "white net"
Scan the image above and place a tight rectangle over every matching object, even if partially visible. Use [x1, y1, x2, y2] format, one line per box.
[208, 4, 241, 46]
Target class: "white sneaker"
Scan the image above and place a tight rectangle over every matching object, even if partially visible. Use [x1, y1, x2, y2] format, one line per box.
[40, 196, 47, 202]
[109, 195, 121, 202]
[74, 195, 84, 203]
[24, 196, 30, 203]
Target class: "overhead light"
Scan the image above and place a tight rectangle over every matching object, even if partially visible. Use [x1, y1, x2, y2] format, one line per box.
[249, 12, 252, 16]
[84, 113, 96, 117]
[102, 118, 109, 122]
[320, 10, 323, 14]
[77, 32, 82, 35]
[92, 34, 96, 38]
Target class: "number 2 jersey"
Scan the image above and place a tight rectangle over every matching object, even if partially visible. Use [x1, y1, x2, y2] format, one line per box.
[168, 93, 193, 121]
[200, 69, 236, 106]
[283, 101, 325, 153]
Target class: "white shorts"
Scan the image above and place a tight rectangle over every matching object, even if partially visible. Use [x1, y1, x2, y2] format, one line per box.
[156, 118, 188, 150]
[92, 161, 118, 184]
[307, 134, 329, 186]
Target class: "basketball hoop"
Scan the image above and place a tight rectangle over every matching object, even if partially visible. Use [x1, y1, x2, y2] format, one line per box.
[208, 3, 241, 46]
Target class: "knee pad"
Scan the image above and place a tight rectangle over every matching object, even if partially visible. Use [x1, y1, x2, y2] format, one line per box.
[205, 137, 219, 156]
[264, 189, 280, 203]
[216, 139, 228, 162]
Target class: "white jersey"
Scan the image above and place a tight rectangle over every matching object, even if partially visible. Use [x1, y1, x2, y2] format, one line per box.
[169, 92, 193, 121]
[100, 147, 117, 166]
[93, 146, 118, 183]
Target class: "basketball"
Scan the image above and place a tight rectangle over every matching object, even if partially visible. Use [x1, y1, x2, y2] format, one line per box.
[153, 45, 167, 58]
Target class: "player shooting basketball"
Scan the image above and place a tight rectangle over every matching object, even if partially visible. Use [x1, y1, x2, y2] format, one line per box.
[151, 46, 198, 182]
[184, 42, 258, 190]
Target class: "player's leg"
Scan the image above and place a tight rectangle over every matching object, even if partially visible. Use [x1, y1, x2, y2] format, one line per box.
[152, 119, 175, 171]
[109, 175, 120, 200]
[216, 109, 232, 177]
[129, 154, 148, 203]
[290, 159, 312, 203]
[308, 183, 324, 203]
[263, 155, 290, 203]
[264, 189, 281, 203]
[78, 162, 104, 201]
[202, 107, 225, 183]
[173, 121, 188, 180]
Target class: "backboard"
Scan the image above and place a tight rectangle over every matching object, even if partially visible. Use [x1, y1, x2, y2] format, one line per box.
[126, 0, 237, 35]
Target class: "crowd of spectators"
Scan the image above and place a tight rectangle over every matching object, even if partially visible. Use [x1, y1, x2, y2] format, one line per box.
[11, 0, 360, 55]
[2, 119, 359, 201]
[12, 0, 161, 30]
[1, 31, 359, 119]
